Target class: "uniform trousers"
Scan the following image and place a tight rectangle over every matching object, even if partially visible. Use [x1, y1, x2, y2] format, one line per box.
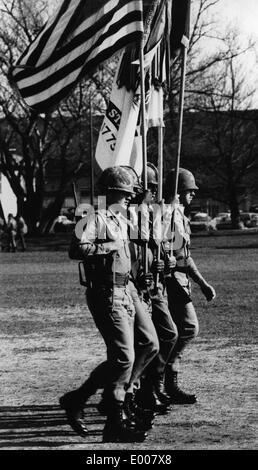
[143, 285, 178, 382]
[86, 283, 135, 402]
[86, 282, 159, 402]
[165, 275, 199, 373]
[127, 281, 159, 390]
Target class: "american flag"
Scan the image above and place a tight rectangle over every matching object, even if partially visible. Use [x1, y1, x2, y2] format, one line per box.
[9, 0, 144, 113]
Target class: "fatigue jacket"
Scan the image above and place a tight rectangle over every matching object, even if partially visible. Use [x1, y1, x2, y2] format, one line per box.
[163, 204, 191, 290]
[80, 208, 131, 276]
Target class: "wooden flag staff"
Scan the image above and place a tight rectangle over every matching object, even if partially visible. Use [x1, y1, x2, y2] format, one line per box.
[170, 44, 188, 256]
[139, 37, 149, 275]
[89, 94, 94, 207]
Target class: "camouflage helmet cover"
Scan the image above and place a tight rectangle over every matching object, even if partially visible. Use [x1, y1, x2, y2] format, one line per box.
[97, 166, 135, 194]
[120, 165, 143, 193]
[146, 162, 158, 185]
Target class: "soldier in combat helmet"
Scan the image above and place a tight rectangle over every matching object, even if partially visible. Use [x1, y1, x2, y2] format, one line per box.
[162, 167, 216, 404]
[60, 166, 149, 443]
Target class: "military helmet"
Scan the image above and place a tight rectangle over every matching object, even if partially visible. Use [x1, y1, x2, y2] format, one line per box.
[97, 166, 135, 194]
[164, 167, 198, 197]
[146, 162, 158, 186]
[120, 165, 143, 193]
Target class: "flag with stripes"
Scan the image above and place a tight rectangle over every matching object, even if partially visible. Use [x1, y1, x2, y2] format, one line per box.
[9, 0, 144, 113]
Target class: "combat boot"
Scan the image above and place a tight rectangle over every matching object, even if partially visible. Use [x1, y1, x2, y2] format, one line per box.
[153, 378, 173, 406]
[59, 390, 88, 437]
[98, 391, 154, 428]
[164, 370, 197, 404]
[125, 391, 154, 421]
[124, 392, 154, 431]
[136, 379, 170, 415]
[102, 400, 147, 443]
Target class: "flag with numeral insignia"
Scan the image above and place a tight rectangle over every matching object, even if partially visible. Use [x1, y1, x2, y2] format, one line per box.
[95, 0, 169, 176]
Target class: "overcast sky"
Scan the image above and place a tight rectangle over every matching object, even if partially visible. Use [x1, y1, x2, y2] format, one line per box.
[213, 0, 258, 40]
[192, 0, 258, 107]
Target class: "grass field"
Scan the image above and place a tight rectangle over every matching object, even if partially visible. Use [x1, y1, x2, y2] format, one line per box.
[0, 231, 257, 451]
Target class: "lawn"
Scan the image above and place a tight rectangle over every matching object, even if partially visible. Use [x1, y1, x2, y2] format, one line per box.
[0, 231, 257, 451]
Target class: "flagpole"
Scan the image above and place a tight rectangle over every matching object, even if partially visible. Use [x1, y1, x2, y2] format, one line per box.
[154, 124, 163, 289]
[174, 46, 187, 198]
[89, 94, 94, 206]
[139, 44, 148, 191]
[170, 44, 187, 255]
[139, 36, 148, 274]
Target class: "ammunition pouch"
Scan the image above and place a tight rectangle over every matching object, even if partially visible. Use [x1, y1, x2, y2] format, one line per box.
[78, 255, 112, 288]
[78, 256, 130, 289]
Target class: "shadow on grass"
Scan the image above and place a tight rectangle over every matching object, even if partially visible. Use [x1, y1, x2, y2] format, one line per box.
[0, 403, 104, 448]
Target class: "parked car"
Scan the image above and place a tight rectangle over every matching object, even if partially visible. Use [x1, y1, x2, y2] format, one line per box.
[214, 212, 255, 230]
[190, 212, 215, 232]
[215, 213, 234, 230]
[244, 213, 258, 228]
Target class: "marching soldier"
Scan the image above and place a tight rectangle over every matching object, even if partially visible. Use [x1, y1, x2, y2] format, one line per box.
[60, 166, 150, 442]
[163, 168, 216, 404]
[132, 163, 179, 414]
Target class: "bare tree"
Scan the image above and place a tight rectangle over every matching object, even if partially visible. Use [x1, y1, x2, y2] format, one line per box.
[179, 29, 258, 227]
[0, 0, 111, 234]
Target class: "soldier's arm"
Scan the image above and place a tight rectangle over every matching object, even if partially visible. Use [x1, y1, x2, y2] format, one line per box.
[69, 213, 123, 260]
[186, 256, 216, 301]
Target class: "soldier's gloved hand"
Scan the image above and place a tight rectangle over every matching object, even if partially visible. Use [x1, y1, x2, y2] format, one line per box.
[200, 282, 216, 301]
[152, 259, 165, 273]
[165, 255, 177, 271]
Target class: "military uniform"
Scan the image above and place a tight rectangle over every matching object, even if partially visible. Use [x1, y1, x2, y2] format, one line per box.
[60, 166, 148, 442]
[81, 207, 135, 403]
[164, 204, 199, 375]
[162, 167, 216, 404]
[130, 172, 178, 412]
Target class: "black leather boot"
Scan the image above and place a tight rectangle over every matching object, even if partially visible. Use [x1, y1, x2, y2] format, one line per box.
[59, 390, 88, 436]
[124, 392, 154, 431]
[164, 371, 197, 404]
[102, 400, 147, 443]
[154, 378, 173, 406]
[136, 380, 170, 415]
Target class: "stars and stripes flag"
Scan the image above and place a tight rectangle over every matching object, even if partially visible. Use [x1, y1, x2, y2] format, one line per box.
[9, 0, 144, 113]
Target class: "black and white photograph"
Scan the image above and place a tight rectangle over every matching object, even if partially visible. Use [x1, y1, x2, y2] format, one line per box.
[0, 0, 257, 461]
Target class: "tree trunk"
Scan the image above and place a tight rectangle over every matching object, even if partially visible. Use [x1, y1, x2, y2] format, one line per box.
[17, 194, 43, 235]
[229, 186, 241, 229]
[39, 194, 66, 235]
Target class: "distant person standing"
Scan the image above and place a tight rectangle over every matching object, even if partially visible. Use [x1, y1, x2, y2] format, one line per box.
[0, 216, 5, 251]
[6, 213, 17, 252]
[16, 215, 28, 251]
